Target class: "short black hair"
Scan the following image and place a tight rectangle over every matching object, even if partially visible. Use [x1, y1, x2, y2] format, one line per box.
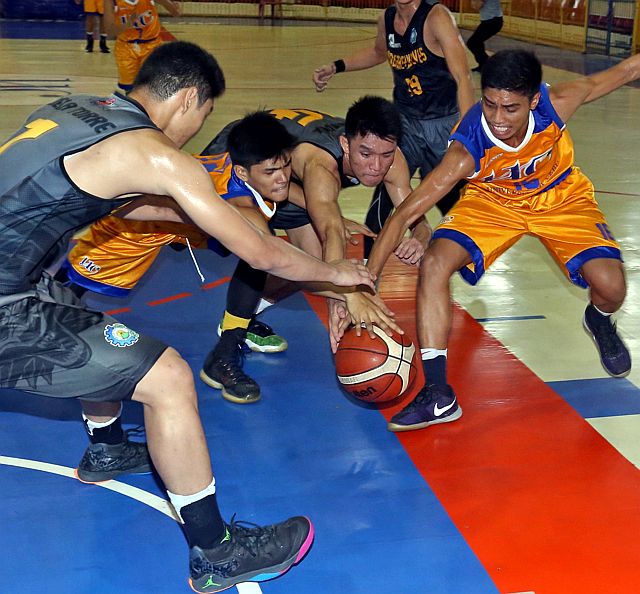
[227, 111, 295, 169]
[133, 41, 226, 105]
[481, 50, 542, 99]
[344, 95, 402, 144]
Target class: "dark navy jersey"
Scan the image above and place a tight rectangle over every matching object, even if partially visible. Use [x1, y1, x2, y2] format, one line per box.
[0, 93, 157, 294]
[203, 108, 360, 190]
[385, 0, 458, 120]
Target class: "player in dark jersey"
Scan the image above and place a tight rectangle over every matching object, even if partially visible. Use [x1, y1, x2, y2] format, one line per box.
[312, 0, 474, 257]
[200, 96, 432, 402]
[0, 41, 375, 592]
[365, 49, 640, 432]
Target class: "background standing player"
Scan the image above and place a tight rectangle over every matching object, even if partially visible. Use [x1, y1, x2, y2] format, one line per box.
[74, 0, 110, 53]
[312, 0, 474, 257]
[103, 0, 181, 91]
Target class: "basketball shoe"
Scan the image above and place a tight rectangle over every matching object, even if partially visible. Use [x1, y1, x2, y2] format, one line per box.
[583, 304, 631, 377]
[200, 341, 261, 404]
[217, 317, 287, 354]
[76, 430, 152, 483]
[189, 516, 314, 593]
[387, 384, 462, 432]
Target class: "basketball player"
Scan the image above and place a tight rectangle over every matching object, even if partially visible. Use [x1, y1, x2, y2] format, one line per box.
[74, 0, 110, 53]
[0, 41, 375, 590]
[199, 96, 432, 402]
[312, 0, 474, 257]
[103, 0, 181, 91]
[57, 111, 298, 300]
[365, 49, 639, 432]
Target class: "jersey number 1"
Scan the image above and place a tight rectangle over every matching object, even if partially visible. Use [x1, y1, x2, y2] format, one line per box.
[0, 119, 59, 156]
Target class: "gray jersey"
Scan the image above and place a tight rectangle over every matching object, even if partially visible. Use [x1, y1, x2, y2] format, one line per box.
[0, 93, 157, 294]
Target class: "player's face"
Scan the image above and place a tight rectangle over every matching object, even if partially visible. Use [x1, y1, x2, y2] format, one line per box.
[481, 88, 540, 147]
[171, 98, 215, 148]
[246, 154, 292, 202]
[342, 133, 397, 187]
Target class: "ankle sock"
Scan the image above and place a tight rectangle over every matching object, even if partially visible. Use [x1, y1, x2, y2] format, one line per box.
[421, 348, 448, 387]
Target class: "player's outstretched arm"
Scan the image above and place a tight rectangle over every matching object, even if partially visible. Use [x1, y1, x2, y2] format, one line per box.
[312, 13, 387, 92]
[550, 52, 640, 122]
[367, 141, 474, 277]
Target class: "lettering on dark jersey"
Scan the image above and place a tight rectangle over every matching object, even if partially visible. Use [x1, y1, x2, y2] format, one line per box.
[50, 97, 117, 134]
[387, 48, 427, 71]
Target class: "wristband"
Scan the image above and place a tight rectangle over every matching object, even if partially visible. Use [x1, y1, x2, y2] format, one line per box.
[333, 59, 346, 73]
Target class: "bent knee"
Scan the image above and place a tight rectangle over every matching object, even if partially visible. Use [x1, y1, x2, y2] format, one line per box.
[133, 347, 196, 406]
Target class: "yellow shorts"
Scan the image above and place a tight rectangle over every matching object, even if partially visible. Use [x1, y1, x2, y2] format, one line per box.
[432, 168, 621, 288]
[114, 37, 163, 90]
[83, 0, 104, 14]
[65, 216, 209, 296]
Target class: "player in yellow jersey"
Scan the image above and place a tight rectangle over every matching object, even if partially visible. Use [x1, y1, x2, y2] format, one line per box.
[103, 0, 180, 91]
[74, 0, 110, 53]
[364, 49, 640, 432]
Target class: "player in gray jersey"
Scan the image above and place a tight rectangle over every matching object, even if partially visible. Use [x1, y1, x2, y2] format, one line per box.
[312, 0, 474, 257]
[0, 41, 375, 593]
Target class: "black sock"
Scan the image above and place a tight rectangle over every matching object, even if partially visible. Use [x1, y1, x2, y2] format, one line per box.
[180, 494, 225, 549]
[84, 416, 124, 445]
[422, 356, 447, 387]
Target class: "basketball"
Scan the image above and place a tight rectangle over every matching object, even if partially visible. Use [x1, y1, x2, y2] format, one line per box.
[334, 325, 418, 403]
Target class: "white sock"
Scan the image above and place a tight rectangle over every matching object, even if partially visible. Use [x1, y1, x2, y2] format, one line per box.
[82, 403, 122, 435]
[167, 477, 216, 523]
[593, 304, 612, 317]
[254, 298, 273, 315]
[421, 348, 448, 360]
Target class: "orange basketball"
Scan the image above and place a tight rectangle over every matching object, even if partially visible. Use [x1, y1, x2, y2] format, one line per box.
[334, 325, 418, 403]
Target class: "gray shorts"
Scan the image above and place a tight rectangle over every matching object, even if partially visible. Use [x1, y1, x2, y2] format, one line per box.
[0, 275, 167, 402]
[399, 112, 460, 180]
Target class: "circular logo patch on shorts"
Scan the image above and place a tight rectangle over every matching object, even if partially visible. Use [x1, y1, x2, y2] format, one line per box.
[104, 323, 140, 348]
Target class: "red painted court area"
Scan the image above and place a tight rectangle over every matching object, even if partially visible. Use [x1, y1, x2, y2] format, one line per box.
[309, 249, 640, 594]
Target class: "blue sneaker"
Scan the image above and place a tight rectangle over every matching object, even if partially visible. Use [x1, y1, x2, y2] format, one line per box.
[388, 384, 462, 432]
[583, 304, 631, 377]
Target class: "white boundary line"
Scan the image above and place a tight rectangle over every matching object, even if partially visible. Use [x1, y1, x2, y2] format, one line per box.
[0, 455, 262, 594]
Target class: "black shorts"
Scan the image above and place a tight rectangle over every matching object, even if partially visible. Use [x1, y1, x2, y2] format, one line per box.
[0, 275, 167, 402]
[268, 200, 312, 231]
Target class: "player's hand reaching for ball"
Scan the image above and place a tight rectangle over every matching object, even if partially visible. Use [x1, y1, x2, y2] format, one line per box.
[312, 64, 335, 92]
[344, 291, 402, 339]
[329, 258, 376, 291]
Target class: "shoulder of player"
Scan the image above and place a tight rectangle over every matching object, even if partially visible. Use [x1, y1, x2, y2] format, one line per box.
[292, 142, 338, 175]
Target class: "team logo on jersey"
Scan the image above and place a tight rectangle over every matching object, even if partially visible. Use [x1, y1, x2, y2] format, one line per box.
[78, 256, 101, 275]
[410, 28, 417, 44]
[95, 97, 116, 107]
[104, 323, 139, 348]
[439, 215, 454, 225]
[387, 34, 401, 49]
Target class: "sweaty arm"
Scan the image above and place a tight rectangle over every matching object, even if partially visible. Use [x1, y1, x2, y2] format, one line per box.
[550, 52, 640, 123]
[427, 4, 475, 116]
[313, 13, 387, 91]
[63, 129, 374, 289]
[368, 141, 475, 277]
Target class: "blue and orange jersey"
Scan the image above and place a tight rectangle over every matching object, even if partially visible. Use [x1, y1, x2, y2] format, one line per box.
[451, 84, 575, 202]
[115, 0, 162, 42]
[195, 153, 275, 219]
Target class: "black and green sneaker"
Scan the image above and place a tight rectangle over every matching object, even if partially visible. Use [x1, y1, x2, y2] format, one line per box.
[76, 432, 152, 483]
[217, 318, 288, 353]
[188, 516, 314, 593]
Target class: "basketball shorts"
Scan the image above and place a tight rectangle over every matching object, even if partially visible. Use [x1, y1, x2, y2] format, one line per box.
[83, 0, 104, 15]
[268, 200, 311, 231]
[399, 111, 459, 179]
[0, 274, 167, 402]
[114, 37, 162, 90]
[432, 168, 621, 288]
[65, 215, 210, 296]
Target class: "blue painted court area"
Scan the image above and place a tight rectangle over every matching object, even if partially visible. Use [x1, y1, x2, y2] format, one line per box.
[0, 19, 85, 39]
[1, 247, 498, 594]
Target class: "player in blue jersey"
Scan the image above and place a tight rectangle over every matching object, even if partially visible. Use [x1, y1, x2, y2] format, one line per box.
[364, 49, 640, 431]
